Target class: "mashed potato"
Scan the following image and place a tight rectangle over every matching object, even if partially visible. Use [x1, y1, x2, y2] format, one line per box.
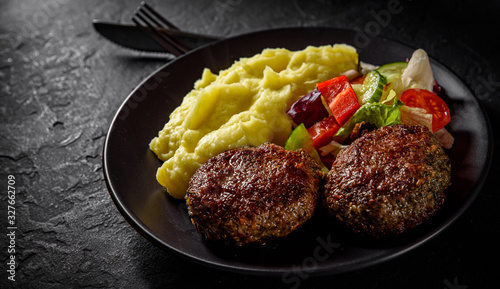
[150, 44, 358, 199]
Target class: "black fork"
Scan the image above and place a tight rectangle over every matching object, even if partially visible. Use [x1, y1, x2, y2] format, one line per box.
[131, 1, 191, 56]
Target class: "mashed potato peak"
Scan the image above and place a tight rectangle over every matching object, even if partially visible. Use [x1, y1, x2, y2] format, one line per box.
[150, 44, 358, 199]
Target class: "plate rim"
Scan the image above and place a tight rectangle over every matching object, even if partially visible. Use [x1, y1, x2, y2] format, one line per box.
[102, 26, 494, 276]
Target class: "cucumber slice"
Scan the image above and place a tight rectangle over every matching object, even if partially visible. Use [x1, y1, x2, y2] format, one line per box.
[285, 123, 311, 152]
[352, 70, 387, 104]
[285, 123, 327, 171]
[376, 62, 408, 96]
[376, 62, 408, 78]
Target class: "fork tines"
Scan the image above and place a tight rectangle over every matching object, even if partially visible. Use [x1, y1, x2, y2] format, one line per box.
[131, 1, 191, 56]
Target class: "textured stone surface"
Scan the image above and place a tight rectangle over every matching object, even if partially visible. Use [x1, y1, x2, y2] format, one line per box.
[0, 0, 499, 288]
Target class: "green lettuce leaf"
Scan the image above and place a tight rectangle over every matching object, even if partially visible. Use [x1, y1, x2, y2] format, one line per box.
[336, 100, 404, 136]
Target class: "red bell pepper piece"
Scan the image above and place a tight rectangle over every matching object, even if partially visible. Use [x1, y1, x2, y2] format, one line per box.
[307, 116, 340, 150]
[317, 75, 360, 126]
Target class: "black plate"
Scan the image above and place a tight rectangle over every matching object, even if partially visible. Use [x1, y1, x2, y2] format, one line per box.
[102, 27, 492, 276]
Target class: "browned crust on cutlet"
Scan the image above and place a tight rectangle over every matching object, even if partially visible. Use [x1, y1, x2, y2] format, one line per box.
[186, 143, 324, 246]
[324, 124, 451, 238]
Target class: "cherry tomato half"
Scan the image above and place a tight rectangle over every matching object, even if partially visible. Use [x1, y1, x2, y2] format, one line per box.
[400, 88, 451, 132]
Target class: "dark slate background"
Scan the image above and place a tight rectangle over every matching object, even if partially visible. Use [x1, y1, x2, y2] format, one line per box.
[1, 0, 499, 288]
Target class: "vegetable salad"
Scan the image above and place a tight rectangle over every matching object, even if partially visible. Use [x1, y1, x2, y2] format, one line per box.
[285, 49, 454, 169]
